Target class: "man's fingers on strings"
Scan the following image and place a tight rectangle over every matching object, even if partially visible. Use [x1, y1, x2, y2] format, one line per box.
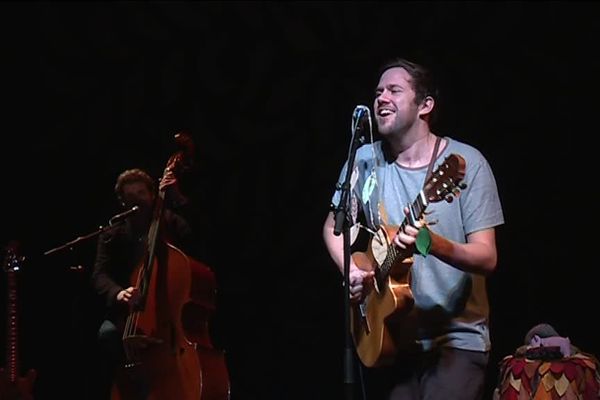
[393, 235, 407, 249]
[403, 224, 420, 236]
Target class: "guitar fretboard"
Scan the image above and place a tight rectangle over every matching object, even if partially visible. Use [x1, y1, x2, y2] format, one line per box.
[376, 190, 428, 287]
[6, 269, 19, 383]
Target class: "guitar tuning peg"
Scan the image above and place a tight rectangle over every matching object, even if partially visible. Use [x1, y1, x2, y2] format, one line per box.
[459, 182, 467, 190]
[444, 195, 454, 203]
[452, 187, 461, 196]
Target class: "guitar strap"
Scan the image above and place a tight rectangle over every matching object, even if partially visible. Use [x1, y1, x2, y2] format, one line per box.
[378, 135, 442, 226]
[424, 135, 442, 186]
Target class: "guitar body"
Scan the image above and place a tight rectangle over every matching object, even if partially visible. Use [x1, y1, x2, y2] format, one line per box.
[351, 224, 416, 367]
[0, 369, 36, 400]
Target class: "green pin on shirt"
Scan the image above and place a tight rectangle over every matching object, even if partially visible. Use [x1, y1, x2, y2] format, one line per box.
[362, 171, 377, 204]
[415, 227, 432, 257]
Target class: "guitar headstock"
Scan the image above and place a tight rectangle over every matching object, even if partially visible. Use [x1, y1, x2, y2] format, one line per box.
[3, 240, 24, 273]
[423, 153, 467, 204]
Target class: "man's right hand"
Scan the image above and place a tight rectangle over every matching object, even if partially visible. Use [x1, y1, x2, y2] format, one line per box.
[348, 266, 375, 303]
[116, 286, 136, 303]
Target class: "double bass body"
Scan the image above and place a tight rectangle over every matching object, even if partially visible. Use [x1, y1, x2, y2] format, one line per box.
[111, 243, 201, 400]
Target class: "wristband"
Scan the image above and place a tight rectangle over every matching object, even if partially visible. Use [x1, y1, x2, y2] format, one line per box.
[415, 227, 432, 257]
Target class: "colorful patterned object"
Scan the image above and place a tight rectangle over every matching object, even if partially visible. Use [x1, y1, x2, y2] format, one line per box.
[496, 352, 600, 399]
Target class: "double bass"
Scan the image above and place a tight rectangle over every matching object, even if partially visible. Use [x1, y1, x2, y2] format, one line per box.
[111, 132, 202, 400]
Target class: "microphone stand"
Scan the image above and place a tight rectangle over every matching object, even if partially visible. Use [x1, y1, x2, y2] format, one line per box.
[333, 113, 365, 400]
[44, 216, 129, 257]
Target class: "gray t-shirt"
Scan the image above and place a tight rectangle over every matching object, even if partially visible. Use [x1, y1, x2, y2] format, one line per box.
[331, 136, 504, 352]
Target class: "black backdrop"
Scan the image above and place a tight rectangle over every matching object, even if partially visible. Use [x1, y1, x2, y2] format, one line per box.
[2, 2, 599, 399]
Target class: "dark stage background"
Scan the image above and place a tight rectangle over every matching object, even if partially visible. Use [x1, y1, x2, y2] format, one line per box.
[1, 2, 599, 399]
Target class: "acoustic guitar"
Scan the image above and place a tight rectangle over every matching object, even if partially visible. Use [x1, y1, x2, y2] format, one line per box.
[351, 154, 466, 367]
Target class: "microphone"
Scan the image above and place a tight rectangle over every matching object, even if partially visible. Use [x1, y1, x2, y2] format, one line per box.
[109, 205, 139, 226]
[351, 105, 371, 143]
[353, 105, 370, 120]
[353, 104, 371, 130]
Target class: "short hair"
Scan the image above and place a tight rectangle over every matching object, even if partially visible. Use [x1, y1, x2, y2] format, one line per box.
[114, 168, 156, 202]
[378, 58, 439, 123]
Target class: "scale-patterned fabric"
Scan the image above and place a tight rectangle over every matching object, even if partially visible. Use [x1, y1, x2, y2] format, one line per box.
[496, 352, 600, 399]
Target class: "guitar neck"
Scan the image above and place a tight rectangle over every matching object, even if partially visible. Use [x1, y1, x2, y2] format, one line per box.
[6, 269, 19, 383]
[397, 190, 428, 239]
[378, 190, 428, 280]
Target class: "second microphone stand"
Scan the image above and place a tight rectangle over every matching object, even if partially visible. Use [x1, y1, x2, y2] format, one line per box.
[44, 206, 139, 257]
